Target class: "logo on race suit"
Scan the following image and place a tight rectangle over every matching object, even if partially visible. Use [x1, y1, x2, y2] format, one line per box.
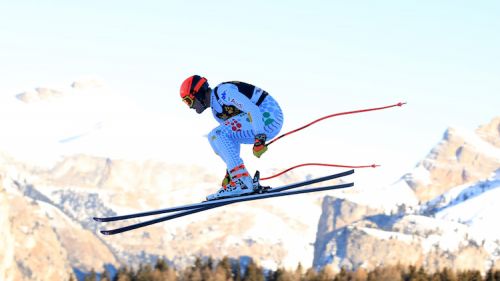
[230, 98, 243, 110]
[216, 105, 242, 120]
[220, 89, 244, 110]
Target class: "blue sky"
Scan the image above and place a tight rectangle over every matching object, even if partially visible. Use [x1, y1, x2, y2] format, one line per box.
[1, 1, 499, 187]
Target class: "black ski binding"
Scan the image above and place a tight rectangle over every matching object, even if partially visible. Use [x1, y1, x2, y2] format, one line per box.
[253, 171, 271, 194]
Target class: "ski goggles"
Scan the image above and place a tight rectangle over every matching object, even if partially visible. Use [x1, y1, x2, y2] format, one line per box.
[182, 95, 195, 108]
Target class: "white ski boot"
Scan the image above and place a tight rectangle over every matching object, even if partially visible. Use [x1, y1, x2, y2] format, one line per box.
[206, 165, 255, 201]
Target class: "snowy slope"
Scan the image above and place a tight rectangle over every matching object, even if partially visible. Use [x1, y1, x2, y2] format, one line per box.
[332, 178, 419, 212]
[423, 170, 500, 214]
[0, 80, 219, 170]
[433, 170, 500, 241]
[451, 127, 500, 161]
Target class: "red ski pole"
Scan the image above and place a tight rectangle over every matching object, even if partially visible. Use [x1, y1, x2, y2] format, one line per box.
[266, 102, 406, 147]
[261, 163, 379, 181]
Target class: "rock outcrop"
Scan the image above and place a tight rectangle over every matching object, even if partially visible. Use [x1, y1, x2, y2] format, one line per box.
[404, 117, 500, 202]
[1, 116, 499, 279]
[0, 151, 332, 277]
[314, 117, 500, 274]
[0, 177, 75, 280]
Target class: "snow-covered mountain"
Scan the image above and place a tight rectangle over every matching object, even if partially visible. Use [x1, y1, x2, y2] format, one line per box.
[1, 81, 341, 279]
[1, 81, 499, 279]
[431, 171, 500, 241]
[0, 150, 347, 279]
[0, 79, 218, 168]
[314, 117, 500, 273]
[404, 118, 500, 202]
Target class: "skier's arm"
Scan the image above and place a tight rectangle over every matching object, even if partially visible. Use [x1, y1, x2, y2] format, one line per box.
[218, 84, 266, 136]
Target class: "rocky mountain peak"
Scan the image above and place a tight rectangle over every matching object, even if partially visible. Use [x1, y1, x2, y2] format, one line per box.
[0, 181, 76, 280]
[0, 150, 331, 274]
[476, 116, 500, 148]
[16, 87, 66, 103]
[314, 117, 500, 274]
[1, 114, 499, 278]
[405, 117, 500, 202]
[14, 79, 104, 104]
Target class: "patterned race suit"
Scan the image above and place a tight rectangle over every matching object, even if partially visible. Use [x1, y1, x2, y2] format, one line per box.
[208, 81, 284, 171]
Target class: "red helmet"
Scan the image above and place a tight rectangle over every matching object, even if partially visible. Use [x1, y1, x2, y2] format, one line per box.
[180, 75, 208, 108]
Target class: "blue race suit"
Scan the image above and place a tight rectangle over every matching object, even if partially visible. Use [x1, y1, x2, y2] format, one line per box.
[208, 81, 284, 171]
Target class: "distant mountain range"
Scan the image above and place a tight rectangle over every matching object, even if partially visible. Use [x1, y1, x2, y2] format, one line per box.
[0, 82, 498, 280]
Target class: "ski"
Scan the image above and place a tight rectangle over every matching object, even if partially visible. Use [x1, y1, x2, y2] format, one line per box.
[99, 182, 354, 235]
[94, 169, 354, 222]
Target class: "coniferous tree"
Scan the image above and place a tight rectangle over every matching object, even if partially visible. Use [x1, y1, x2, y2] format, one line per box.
[100, 266, 112, 281]
[295, 263, 304, 281]
[485, 268, 494, 281]
[207, 257, 214, 270]
[114, 266, 132, 281]
[232, 260, 242, 281]
[367, 269, 377, 281]
[315, 267, 333, 281]
[194, 257, 203, 270]
[201, 261, 215, 281]
[456, 270, 469, 281]
[333, 267, 349, 281]
[271, 267, 297, 281]
[268, 269, 276, 281]
[243, 260, 264, 281]
[184, 262, 203, 281]
[403, 265, 429, 281]
[439, 267, 457, 281]
[430, 272, 443, 281]
[135, 264, 155, 281]
[485, 266, 500, 281]
[191, 268, 203, 281]
[215, 256, 233, 281]
[493, 268, 500, 281]
[70, 254, 500, 281]
[367, 266, 401, 281]
[303, 268, 318, 281]
[404, 265, 418, 281]
[164, 265, 178, 281]
[351, 267, 368, 281]
[466, 270, 482, 281]
[415, 266, 429, 281]
[155, 258, 170, 272]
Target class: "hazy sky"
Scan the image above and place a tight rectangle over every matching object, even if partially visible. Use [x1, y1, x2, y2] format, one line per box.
[1, 1, 499, 187]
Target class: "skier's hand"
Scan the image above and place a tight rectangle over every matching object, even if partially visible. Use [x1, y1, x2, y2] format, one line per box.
[253, 134, 268, 158]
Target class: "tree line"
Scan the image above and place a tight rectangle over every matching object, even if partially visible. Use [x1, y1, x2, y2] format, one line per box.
[77, 256, 500, 281]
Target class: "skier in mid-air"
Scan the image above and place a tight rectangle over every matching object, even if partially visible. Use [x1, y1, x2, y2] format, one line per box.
[180, 75, 284, 200]
[96, 81, 400, 234]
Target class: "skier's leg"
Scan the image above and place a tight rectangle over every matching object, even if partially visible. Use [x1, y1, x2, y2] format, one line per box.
[208, 96, 284, 179]
[208, 125, 244, 171]
[206, 96, 284, 200]
[207, 125, 254, 194]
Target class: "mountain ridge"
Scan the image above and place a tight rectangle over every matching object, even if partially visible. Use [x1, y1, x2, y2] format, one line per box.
[1, 82, 499, 278]
[313, 117, 500, 273]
